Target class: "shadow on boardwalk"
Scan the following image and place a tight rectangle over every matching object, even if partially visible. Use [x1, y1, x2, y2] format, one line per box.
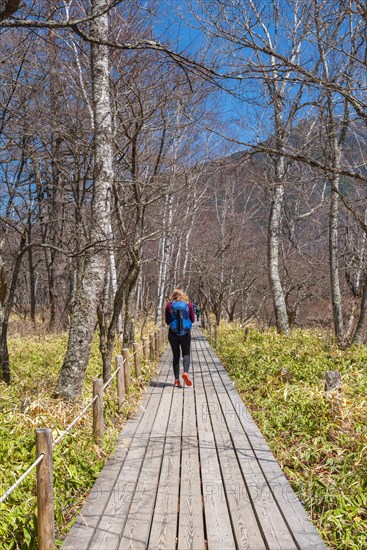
[62, 327, 327, 550]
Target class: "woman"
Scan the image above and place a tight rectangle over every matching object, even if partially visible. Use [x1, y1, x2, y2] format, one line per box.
[165, 288, 195, 387]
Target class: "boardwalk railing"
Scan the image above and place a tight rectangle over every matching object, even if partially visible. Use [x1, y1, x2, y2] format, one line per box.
[0, 326, 168, 550]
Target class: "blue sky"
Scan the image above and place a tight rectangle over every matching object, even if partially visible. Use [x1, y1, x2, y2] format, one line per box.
[151, 1, 301, 152]
[151, 1, 256, 153]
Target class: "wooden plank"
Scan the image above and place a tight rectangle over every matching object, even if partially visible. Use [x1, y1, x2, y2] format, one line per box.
[204, 338, 327, 550]
[148, 386, 183, 549]
[192, 346, 236, 550]
[177, 379, 205, 550]
[119, 381, 174, 549]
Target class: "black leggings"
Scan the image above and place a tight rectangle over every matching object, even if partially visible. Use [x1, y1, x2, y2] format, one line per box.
[168, 329, 191, 380]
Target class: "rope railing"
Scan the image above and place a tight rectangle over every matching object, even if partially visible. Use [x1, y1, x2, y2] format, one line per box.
[0, 326, 168, 550]
[52, 394, 99, 448]
[0, 393, 100, 505]
[103, 362, 122, 390]
[0, 454, 45, 504]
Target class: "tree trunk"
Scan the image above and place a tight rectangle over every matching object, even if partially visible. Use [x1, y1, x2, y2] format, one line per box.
[48, 20, 69, 332]
[182, 200, 196, 290]
[155, 193, 173, 323]
[97, 269, 113, 382]
[27, 207, 36, 324]
[268, 178, 290, 335]
[352, 274, 367, 345]
[228, 301, 236, 322]
[329, 179, 344, 343]
[0, 232, 27, 383]
[100, 262, 139, 378]
[123, 281, 138, 348]
[56, 0, 113, 399]
[0, 261, 9, 384]
[267, 97, 290, 336]
[123, 255, 140, 349]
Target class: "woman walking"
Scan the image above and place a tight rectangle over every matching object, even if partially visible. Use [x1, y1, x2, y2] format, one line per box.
[165, 289, 195, 387]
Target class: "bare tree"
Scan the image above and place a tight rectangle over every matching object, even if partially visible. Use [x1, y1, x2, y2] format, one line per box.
[56, 0, 114, 398]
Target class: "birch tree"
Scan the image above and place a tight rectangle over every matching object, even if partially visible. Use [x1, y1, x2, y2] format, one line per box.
[56, 0, 113, 398]
[311, 0, 362, 343]
[155, 192, 174, 324]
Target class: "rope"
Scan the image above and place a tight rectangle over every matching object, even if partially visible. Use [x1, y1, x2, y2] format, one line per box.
[1, 394, 99, 502]
[103, 365, 120, 390]
[0, 454, 44, 504]
[52, 395, 98, 448]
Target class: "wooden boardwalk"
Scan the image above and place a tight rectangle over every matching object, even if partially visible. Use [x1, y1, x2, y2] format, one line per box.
[62, 327, 327, 550]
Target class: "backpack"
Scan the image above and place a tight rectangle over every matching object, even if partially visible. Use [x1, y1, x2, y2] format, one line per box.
[169, 301, 192, 335]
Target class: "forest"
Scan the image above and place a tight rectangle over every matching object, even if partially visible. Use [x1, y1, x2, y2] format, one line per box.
[1, 0, 367, 396]
[0, 1, 367, 547]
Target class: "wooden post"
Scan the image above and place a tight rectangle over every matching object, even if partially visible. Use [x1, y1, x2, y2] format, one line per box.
[155, 331, 160, 358]
[122, 348, 131, 391]
[324, 370, 342, 414]
[36, 428, 56, 550]
[93, 378, 104, 446]
[116, 354, 125, 412]
[149, 333, 155, 360]
[159, 329, 162, 355]
[142, 337, 149, 362]
[201, 312, 206, 330]
[156, 329, 160, 355]
[133, 342, 141, 378]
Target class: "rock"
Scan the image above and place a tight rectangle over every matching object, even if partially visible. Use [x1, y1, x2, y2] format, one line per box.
[324, 371, 342, 392]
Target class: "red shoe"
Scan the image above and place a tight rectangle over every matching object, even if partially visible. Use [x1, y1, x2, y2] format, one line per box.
[182, 372, 192, 387]
[174, 380, 182, 388]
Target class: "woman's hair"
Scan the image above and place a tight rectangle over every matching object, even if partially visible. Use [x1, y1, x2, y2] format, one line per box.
[170, 288, 190, 303]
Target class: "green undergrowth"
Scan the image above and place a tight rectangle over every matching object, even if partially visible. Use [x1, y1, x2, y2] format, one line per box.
[0, 332, 157, 549]
[213, 323, 367, 550]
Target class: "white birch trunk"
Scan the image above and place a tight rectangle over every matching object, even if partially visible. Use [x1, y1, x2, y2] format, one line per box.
[173, 230, 182, 287]
[57, 0, 113, 398]
[329, 176, 344, 343]
[268, 159, 290, 335]
[268, 100, 290, 335]
[182, 203, 195, 290]
[181, 178, 205, 290]
[155, 193, 173, 323]
[328, 129, 344, 343]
